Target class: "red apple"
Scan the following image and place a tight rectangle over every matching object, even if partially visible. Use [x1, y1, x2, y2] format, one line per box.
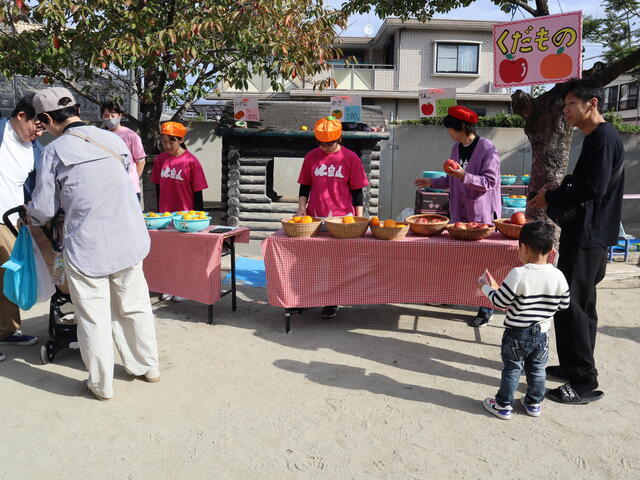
[511, 212, 526, 225]
[453, 222, 467, 229]
[415, 218, 429, 224]
[443, 159, 460, 172]
[499, 56, 528, 84]
[477, 223, 489, 229]
[468, 222, 479, 229]
[421, 103, 434, 116]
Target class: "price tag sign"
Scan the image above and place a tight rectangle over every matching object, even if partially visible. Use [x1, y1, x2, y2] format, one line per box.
[330, 96, 361, 122]
[233, 97, 259, 122]
[418, 88, 457, 118]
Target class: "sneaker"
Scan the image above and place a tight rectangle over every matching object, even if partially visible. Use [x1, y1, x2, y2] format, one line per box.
[321, 305, 338, 318]
[144, 367, 161, 383]
[87, 382, 111, 401]
[469, 314, 491, 328]
[0, 352, 5, 362]
[483, 398, 512, 420]
[521, 397, 541, 417]
[172, 296, 187, 303]
[160, 293, 173, 301]
[0, 332, 39, 346]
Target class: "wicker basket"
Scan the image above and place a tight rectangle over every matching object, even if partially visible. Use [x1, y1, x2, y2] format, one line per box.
[405, 214, 449, 236]
[324, 216, 370, 239]
[445, 223, 495, 241]
[281, 217, 322, 238]
[494, 218, 523, 239]
[371, 223, 410, 241]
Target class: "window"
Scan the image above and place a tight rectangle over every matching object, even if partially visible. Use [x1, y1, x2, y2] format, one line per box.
[603, 85, 618, 112]
[618, 82, 639, 111]
[435, 42, 479, 74]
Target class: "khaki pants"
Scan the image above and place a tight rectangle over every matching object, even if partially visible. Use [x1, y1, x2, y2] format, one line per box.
[0, 224, 20, 340]
[65, 255, 159, 398]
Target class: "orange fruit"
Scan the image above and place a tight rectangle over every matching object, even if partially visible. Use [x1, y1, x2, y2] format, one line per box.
[370, 216, 380, 226]
[292, 216, 302, 223]
[383, 219, 396, 228]
[394, 223, 405, 228]
[300, 216, 313, 224]
[162, 212, 171, 217]
[183, 215, 194, 220]
[342, 216, 355, 224]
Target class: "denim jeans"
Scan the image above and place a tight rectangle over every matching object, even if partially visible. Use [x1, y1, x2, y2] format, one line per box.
[495, 324, 549, 406]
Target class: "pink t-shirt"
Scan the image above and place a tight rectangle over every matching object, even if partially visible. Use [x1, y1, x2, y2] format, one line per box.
[297, 146, 368, 217]
[113, 126, 146, 194]
[151, 150, 208, 212]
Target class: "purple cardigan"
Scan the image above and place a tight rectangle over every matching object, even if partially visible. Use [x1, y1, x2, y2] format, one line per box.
[431, 137, 502, 223]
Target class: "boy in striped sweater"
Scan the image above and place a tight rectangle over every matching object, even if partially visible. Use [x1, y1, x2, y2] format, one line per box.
[479, 221, 570, 419]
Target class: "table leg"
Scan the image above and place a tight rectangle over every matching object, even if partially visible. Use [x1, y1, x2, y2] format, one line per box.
[230, 237, 237, 311]
[208, 304, 214, 325]
[285, 309, 291, 333]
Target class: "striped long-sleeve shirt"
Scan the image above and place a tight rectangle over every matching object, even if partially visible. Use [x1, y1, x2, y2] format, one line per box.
[481, 263, 570, 332]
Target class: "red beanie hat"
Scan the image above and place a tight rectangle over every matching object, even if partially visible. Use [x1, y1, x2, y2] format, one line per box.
[447, 106, 478, 125]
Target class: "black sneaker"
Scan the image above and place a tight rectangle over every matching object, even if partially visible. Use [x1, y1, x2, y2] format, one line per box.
[321, 306, 338, 318]
[468, 313, 491, 327]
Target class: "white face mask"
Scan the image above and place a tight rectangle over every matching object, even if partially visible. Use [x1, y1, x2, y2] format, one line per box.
[103, 116, 121, 129]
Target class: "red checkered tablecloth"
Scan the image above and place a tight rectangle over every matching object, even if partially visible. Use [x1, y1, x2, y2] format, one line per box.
[262, 230, 549, 309]
[143, 227, 250, 304]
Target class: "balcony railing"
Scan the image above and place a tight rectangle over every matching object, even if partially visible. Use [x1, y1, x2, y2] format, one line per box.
[303, 64, 395, 91]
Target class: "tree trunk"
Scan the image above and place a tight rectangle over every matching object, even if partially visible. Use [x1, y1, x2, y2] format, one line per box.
[512, 86, 573, 219]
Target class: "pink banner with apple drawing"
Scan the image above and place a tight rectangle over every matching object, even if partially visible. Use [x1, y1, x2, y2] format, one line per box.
[492, 11, 582, 88]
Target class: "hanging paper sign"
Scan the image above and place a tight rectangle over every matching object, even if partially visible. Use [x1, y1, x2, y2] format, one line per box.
[493, 11, 582, 88]
[418, 88, 457, 118]
[233, 97, 259, 122]
[330, 96, 362, 122]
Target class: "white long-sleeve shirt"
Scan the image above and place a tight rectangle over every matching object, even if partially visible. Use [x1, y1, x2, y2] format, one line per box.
[481, 263, 570, 332]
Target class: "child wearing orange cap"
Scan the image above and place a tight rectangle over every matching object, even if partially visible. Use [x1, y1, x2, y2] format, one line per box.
[297, 115, 369, 318]
[151, 121, 208, 214]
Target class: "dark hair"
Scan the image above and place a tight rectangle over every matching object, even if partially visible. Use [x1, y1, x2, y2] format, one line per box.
[100, 100, 123, 116]
[317, 136, 342, 146]
[563, 78, 604, 112]
[519, 221, 555, 255]
[443, 115, 476, 135]
[11, 95, 37, 120]
[164, 134, 187, 150]
[37, 103, 80, 125]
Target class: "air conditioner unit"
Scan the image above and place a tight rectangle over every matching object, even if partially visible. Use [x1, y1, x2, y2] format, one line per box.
[488, 82, 511, 94]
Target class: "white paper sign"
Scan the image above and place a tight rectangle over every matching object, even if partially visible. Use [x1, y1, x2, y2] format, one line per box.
[418, 88, 457, 118]
[330, 96, 362, 122]
[233, 97, 259, 122]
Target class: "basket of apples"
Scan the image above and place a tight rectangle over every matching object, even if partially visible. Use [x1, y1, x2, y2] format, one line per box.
[445, 221, 495, 241]
[494, 212, 527, 239]
[404, 214, 449, 236]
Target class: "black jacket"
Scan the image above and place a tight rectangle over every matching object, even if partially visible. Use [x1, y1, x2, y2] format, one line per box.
[545, 122, 625, 248]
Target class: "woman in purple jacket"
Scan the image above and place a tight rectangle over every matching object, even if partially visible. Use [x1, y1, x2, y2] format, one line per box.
[415, 106, 502, 327]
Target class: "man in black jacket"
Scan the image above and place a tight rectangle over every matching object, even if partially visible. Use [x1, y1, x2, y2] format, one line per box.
[529, 78, 625, 404]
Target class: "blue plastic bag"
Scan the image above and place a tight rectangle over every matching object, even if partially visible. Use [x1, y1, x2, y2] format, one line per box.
[1, 226, 37, 310]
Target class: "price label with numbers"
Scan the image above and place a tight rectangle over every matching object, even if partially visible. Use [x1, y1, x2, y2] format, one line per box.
[418, 88, 457, 118]
[330, 96, 361, 123]
[233, 97, 260, 122]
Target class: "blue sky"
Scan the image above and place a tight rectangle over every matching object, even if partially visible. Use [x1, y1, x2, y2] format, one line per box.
[329, 0, 606, 68]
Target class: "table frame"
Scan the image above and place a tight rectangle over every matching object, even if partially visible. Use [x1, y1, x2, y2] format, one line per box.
[209, 235, 237, 324]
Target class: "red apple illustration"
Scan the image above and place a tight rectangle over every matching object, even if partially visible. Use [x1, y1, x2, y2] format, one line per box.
[499, 54, 528, 84]
[421, 103, 434, 116]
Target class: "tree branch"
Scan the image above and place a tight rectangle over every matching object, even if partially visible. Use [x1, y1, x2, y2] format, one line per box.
[506, 0, 538, 17]
[170, 67, 219, 120]
[585, 46, 640, 86]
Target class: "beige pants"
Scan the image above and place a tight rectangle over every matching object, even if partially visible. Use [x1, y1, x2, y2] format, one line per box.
[65, 255, 159, 398]
[0, 224, 21, 340]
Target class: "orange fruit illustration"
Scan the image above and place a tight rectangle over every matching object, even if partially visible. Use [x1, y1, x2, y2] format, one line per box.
[540, 48, 573, 79]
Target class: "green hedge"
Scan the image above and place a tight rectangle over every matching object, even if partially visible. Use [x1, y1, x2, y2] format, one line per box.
[392, 111, 640, 132]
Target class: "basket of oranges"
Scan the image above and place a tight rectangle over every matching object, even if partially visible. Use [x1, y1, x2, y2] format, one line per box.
[324, 216, 370, 239]
[370, 218, 410, 241]
[445, 221, 495, 241]
[281, 215, 322, 238]
[143, 212, 174, 230]
[173, 211, 211, 233]
[404, 214, 449, 236]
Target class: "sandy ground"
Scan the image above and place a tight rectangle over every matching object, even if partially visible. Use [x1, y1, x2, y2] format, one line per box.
[1, 253, 639, 480]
